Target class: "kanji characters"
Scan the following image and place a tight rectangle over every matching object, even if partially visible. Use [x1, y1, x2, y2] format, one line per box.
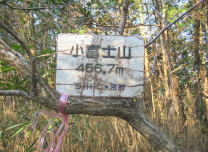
[70, 44, 84, 57]
[69, 44, 132, 59]
[118, 45, 131, 59]
[102, 45, 116, 58]
[86, 45, 99, 58]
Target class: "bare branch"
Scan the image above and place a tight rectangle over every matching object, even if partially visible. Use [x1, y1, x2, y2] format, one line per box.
[1, 1, 56, 11]
[119, 0, 129, 35]
[0, 39, 10, 50]
[0, 21, 33, 58]
[31, 57, 37, 96]
[0, 19, 39, 98]
[0, 90, 32, 99]
[0, 45, 58, 101]
[126, 24, 159, 28]
[145, 0, 205, 48]
[92, 23, 159, 28]
[97, 0, 118, 33]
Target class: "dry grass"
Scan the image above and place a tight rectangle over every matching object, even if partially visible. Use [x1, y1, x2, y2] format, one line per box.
[0, 96, 207, 152]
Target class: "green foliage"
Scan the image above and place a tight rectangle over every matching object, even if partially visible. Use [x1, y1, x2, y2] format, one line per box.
[10, 44, 25, 54]
[0, 121, 31, 139]
[36, 49, 55, 58]
[25, 137, 38, 152]
[0, 61, 16, 73]
[0, 61, 28, 90]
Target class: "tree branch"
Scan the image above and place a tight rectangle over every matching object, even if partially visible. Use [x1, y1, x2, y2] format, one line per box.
[0, 1, 56, 11]
[0, 39, 10, 50]
[0, 44, 58, 101]
[119, 0, 129, 35]
[97, 0, 118, 33]
[145, 0, 205, 47]
[0, 21, 33, 58]
[0, 90, 32, 99]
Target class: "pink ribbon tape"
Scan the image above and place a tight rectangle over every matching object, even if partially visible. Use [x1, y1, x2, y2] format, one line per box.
[58, 94, 68, 114]
[37, 94, 69, 152]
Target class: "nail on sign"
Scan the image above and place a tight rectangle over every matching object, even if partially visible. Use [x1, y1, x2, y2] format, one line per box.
[56, 34, 144, 97]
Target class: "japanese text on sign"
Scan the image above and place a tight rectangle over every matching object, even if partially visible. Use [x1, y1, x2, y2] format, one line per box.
[56, 34, 144, 97]
[69, 44, 131, 59]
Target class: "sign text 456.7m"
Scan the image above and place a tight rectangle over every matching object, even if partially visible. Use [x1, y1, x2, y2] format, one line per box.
[76, 63, 125, 74]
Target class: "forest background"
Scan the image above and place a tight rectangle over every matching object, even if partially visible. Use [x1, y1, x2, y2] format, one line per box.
[0, 0, 208, 152]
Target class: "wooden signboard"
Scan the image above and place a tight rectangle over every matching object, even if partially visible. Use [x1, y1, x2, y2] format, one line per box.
[56, 34, 144, 97]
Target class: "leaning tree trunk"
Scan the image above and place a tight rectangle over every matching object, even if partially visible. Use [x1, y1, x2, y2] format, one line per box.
[0, 43, 180, 152]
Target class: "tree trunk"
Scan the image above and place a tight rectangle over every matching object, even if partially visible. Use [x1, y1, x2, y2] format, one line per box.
[192, 0, 203, 121]
[123, 110, 180, 152]
[154, 0, 180, 116]
[199, 1, 208, 123]
[203, 0, 208, 123]
[153, 0, 186, 133]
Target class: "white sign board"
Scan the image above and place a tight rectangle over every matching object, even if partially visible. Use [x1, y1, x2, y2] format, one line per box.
[56, 34, 144, 97]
